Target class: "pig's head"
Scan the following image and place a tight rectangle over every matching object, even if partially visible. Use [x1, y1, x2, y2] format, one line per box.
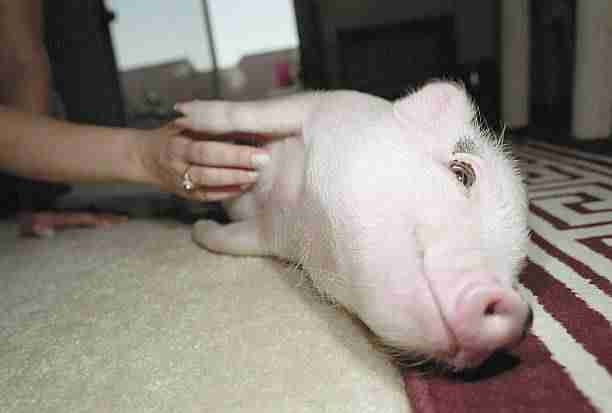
[314, 81, 532, 371]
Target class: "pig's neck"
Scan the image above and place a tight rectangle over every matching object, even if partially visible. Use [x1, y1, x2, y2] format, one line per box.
[258, 136, 306, 206]
[258, 135, 350, 301]
[241, 135, 309, 260]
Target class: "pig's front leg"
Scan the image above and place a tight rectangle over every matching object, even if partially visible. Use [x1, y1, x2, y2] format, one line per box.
[192, 219, 270, 256]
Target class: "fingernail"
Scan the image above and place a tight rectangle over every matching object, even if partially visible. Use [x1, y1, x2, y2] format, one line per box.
[252, 153, 270, 168]
[240, 183, 252, 191]
[206, 192, 240, 201]
[247, 171, 259, 180]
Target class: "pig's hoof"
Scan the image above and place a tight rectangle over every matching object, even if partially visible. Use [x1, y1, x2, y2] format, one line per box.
[192, 219, 222, 249]
[192, 218, 267, 256]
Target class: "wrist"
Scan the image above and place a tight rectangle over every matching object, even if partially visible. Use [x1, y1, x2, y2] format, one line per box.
[122, 128, 156, 186]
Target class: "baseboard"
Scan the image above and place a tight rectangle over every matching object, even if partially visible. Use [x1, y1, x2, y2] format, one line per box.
[508, 125, 612, 155]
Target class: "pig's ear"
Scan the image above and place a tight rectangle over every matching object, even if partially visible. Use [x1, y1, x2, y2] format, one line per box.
[393, 81, 474, 130]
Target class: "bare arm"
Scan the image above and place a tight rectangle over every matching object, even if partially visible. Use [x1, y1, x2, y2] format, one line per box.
[0, 0, 269, 201]
[0, 0, 50, 113]
[0, 106, 146, 184]
[0, 106, 270, 201]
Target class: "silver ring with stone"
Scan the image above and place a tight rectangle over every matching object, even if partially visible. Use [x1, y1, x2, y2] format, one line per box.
[182, 166, 195, 192]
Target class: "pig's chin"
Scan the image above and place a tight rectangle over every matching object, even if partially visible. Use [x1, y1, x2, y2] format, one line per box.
[445, 349, 495, 371]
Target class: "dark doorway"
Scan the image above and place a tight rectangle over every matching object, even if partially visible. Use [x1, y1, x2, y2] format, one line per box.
[44, 0, 126, 126]
[529, 0, 576, 135]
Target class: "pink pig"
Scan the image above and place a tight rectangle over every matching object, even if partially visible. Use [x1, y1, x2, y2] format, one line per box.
[176, 81, 532, 371]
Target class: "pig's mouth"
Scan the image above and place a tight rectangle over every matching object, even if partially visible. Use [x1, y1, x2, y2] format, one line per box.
[421, 286, 507, 371]
[411, 260, 492, 371]
[424, 282, 492, 371]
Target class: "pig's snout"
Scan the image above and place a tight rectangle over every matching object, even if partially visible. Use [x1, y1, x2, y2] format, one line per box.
[446, 283, 533, 369]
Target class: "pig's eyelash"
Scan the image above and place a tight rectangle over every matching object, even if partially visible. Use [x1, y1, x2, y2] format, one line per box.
[452, 137, 477, 156]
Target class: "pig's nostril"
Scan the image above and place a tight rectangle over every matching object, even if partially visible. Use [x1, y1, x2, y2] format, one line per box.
[484, 301, 499, 316]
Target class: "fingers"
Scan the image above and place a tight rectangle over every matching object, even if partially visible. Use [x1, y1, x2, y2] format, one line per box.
[188, 165, 258, 187]
[174, 93, 316, 136]
[46, 212, 128, 228]
[169, 137, 270, 170]
[173, 100, 230, 133]
[18, 211, 128, 237]
[187, 186, 247, 202]
[174, 164, 258, 202]
[153, 117, 274, 202]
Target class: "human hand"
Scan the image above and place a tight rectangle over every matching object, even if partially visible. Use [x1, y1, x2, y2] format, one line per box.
[136, 123, 270, 202]
[18, 211, 128, 237]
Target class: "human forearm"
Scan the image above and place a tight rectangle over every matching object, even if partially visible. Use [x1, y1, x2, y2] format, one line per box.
[0, 0, 50, 114]
[0, 55, 51, 114]
[0, 106, 146, 184]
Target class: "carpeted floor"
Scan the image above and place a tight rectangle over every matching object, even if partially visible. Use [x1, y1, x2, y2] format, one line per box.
[0, 186, 409, 413]
[404, 140, 612, 413]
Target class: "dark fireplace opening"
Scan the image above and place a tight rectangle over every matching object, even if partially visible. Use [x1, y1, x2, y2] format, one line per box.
[294, 1, 501, 128]
[337, 16, 456, 100]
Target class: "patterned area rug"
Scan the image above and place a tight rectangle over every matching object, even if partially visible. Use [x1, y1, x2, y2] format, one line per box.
[404, 140, 612, 413]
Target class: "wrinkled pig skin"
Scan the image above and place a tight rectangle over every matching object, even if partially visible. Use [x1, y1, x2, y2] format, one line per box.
[178, 81, 532, 371]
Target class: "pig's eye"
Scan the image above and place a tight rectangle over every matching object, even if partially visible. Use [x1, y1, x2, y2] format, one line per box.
[450, 160, 476, 188]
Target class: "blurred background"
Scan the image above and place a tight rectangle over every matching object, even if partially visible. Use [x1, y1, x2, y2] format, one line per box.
[45, 0, 612, 146]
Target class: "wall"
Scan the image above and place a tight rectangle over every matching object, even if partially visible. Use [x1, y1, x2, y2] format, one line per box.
[572, 0, 612, 139]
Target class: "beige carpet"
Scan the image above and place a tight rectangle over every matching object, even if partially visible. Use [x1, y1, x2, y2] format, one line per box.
[0, 187, 408, 413]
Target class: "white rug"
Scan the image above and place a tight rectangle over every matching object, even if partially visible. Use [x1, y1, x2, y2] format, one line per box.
[0, 192, 408, 413]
